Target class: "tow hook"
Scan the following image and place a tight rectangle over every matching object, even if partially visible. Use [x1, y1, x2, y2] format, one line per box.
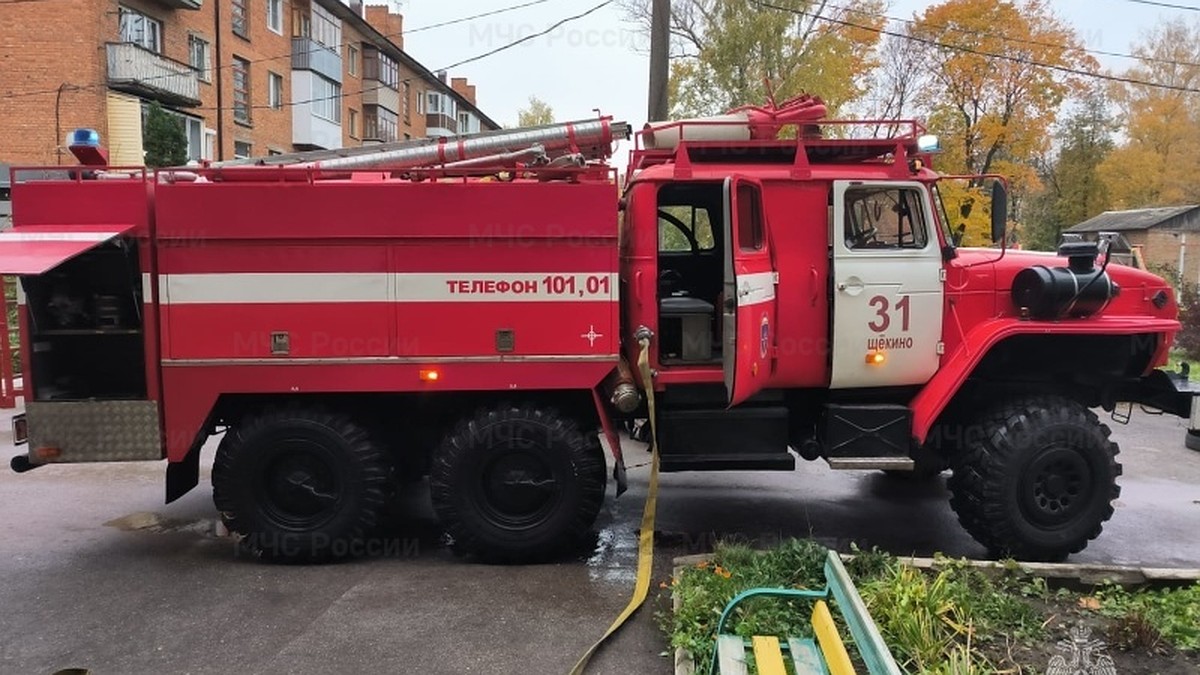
[10, 455, 41, 474]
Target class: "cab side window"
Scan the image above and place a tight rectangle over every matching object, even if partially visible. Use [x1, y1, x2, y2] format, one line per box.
[844, 187, 929, 250]
[658, 205, 716, 253]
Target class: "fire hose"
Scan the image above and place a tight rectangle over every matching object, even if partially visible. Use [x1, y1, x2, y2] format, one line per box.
[569, 329, 660, 674]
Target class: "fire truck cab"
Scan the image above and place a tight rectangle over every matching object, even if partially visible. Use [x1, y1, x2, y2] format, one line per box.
[5, 103, 1199, 564]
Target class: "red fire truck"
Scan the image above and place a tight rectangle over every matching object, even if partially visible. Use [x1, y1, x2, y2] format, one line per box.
[5, 97, 1197, 563]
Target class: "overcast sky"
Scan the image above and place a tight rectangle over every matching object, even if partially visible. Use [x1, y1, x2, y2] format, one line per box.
[398, 0, 1196, 158]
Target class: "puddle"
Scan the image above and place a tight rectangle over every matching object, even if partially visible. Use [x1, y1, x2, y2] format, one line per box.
[104, 511, 220, 537]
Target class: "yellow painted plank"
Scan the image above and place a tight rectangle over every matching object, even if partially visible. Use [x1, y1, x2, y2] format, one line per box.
[751, 636, 787, 675]
[812, 600, 856, 675]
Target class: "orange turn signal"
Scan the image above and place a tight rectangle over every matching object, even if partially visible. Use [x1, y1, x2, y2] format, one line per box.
[34, 446, 61, 460]
[418, 369, 441, 382]
[866, 351, 886, 366]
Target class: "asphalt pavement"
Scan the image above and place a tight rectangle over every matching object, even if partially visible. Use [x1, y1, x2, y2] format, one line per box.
[1, 406, 1198, 675]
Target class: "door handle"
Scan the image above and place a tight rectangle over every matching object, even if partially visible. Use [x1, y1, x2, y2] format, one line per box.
[838, 276, 865, 295]
[809, 267, 819, 306]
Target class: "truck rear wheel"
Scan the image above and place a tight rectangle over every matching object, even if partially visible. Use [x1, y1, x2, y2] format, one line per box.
[212, 408, 391, 562]
[948, 395, 1121, 562]
[430, 404, 606, 563]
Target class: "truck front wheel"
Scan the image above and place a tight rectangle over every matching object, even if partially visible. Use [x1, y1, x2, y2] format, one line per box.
[212, 408, 391, 562]
[947, 395, 1121, 562]
[430, 404, 606, 563]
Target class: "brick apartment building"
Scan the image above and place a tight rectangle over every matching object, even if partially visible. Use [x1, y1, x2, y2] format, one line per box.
[0, 0, 498, 166]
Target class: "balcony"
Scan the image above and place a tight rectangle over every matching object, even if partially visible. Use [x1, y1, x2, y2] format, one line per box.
[106, 43, 200, 107]
[149, 0, 202, 9]
[362, 82, 399, 114]
[425, 113, 457, 137]
[291, 37, 342, 84]
[292, 71, 342, 150]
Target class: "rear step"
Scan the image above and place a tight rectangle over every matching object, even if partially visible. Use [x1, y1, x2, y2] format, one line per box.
[824, 457, 914, 471]
[658, 405, 793, 472]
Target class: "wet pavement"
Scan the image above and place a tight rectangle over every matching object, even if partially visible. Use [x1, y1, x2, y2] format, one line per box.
[1, 407, 1198, 674]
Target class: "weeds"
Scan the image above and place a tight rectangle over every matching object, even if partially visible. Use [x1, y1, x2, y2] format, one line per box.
[1091, 582, 1200, 651]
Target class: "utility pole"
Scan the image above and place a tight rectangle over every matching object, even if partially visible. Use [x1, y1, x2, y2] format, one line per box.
[647, 0, 670, 122]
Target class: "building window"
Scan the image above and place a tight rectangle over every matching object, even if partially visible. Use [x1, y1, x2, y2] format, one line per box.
[425, 91, 456, 117]
[311, 4, 341, 51]
[203, 128, 216, 160]
[458, 112, 473, 133]
[402, 82, 411, 123]
[348, 109, 359, 138]
[119, 7, 163, 53]
[311, 75, 341, 122]
[362, 47, 398, 89]
[268, 72, 284, 110]
[268, 149, 283, 156]
[347, 44, 359, 77]
[233, 56, 251, 124]
[234, 141, 252, 159]
[267, 0, 283, 34]
[188, 34, 211, 82]
[231, 0, 249, 38]
[364, 105, 397, 142]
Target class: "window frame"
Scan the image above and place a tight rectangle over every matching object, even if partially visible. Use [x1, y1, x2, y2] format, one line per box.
[267, 71, 284, 110]
[348, 108, 360, 139]
[119, 6, 163, 54]
[266, 0, 283, 35]
[232, 56, 252, 125]
[233, 140, 252, 159]
[347, 44, 359, 77]
[188, 34, 211, 82]
[842, 185, 932, 252]
[231, 0, 249, 39]
[310, 75, 342, 123]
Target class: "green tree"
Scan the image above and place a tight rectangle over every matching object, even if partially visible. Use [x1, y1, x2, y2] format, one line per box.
[624, 0, 885, 118]
[516, 96, 554, 127]
[142, 102, 188, 168]
[1023, 88, 1116, 250]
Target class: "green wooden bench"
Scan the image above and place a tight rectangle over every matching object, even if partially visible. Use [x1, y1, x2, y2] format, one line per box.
[709, 551, 901, 675]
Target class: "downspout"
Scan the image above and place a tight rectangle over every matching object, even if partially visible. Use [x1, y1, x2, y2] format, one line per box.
[213, 0, 225, 160]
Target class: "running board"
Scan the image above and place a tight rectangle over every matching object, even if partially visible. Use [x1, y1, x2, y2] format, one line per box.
[660, 453, 796, 472]
[824, 457, 915, 471]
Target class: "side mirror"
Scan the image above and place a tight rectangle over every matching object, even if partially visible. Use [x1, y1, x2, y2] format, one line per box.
[990, 181, 1008, 244]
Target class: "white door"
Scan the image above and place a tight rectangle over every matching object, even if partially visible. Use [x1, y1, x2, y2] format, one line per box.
[830, 181, 944, 389]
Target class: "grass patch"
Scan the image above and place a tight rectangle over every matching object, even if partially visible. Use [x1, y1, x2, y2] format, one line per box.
[661, 539, 1200, 673]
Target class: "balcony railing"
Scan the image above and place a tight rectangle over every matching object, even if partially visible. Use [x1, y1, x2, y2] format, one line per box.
[291, 37, 342, 84]
[106, 43, 200, 107]
[425, 113, 457, 135]
[149, 0, 202, 9]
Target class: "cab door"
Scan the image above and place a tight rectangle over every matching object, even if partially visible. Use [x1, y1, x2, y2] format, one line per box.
[830, 181, 944, 389]
[722, 177, 777, 406]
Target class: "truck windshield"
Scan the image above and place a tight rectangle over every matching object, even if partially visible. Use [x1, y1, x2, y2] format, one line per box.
[931, 183, 954, 248]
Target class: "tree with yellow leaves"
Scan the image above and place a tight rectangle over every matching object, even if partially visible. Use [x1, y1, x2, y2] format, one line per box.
[1098, 18, 1200, 209]
[904, 0, 1092, 245]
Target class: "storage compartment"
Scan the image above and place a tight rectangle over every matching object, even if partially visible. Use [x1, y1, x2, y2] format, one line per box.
[22, 240, 146, 400]
[659, 296, 715, 362]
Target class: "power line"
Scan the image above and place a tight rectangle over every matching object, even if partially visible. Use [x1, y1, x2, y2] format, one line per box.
[751, 0, 1200, 95]
[0, 0, 565, 101]
[1117, 0, 1200, 11]
[404, 0, 557, 34]
[194, 0, 614, 114]
[834, 0, 1200, 70]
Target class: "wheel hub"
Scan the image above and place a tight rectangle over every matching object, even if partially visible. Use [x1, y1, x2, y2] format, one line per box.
[261, 442, 341, 528]
[480, 452, 559, 526]
[1022, 446, 1092, 527]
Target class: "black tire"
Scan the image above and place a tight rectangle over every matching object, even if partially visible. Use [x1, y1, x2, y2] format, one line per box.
[212, 408, 391, 563]
[1186, 430, 1200, 452]
[947, 395, 1121, 562]
[430, 404, 607, 563]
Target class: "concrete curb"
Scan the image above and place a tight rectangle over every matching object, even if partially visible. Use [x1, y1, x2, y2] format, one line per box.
[668, 553, 1200, 675]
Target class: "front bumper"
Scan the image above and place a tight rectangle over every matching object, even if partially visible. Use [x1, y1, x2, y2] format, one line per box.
[1119, 369, 1200, 429]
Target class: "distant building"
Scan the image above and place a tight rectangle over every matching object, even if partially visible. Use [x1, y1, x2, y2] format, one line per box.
[1066, 206, 1200, 282]
[0, 1, 498, 165]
